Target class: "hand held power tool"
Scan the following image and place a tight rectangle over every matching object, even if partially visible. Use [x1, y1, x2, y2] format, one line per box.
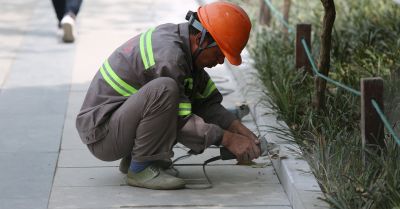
[186, 136, 274, 189]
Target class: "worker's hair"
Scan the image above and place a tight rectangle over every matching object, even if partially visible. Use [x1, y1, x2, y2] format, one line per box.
[188, 12, 214, 42]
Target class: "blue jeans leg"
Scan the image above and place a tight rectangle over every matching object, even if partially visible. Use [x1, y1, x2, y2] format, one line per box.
[65, 0, 83, 16]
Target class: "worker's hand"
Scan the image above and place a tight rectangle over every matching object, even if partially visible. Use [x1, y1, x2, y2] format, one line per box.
[228, 120, 260, 145]
[221, 130, 261, 162]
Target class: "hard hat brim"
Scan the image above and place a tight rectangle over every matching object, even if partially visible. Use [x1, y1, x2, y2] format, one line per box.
[223, 50, 242, 66]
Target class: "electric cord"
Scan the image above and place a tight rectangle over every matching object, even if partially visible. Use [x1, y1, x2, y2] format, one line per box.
[169, 152, 223, 189]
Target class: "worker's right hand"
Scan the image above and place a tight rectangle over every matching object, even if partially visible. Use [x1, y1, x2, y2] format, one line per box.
[221, 130, 261, 162]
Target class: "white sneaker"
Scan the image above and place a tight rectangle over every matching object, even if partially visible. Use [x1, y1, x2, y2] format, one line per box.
[60, 14, 75, 43]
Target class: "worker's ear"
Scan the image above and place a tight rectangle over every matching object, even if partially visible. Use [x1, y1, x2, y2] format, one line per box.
[190, 32, 208, 54]
[194, 32, 210, 48]
[194, 32, 202, 47]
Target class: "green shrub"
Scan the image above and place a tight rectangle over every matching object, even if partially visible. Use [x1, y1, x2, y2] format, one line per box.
[240, 0, 400, 208]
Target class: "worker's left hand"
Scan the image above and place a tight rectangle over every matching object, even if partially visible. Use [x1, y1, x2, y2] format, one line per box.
[228, 120, 260, 163]
[228, 120, 259, 142]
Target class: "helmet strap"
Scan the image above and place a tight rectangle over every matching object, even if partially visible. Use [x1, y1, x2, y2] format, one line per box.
[188, 13, 204, 32]
[187, 12, 218, 65]
[192, 29, 217, 63]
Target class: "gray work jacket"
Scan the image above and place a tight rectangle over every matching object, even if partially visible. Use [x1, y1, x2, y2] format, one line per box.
[76, 22, 236, 148]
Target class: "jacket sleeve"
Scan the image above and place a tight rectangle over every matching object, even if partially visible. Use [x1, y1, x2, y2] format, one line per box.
[177, 114, 224, 154]
[193, 71, 237, 130]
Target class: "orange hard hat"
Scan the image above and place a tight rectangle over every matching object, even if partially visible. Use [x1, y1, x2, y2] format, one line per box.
[197, 2, 251, 66]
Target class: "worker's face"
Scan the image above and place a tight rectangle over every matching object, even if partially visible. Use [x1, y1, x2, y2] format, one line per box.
[194, 35, 225, 69]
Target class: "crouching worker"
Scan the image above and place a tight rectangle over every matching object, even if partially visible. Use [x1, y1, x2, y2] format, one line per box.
[76, 2, 260, 190]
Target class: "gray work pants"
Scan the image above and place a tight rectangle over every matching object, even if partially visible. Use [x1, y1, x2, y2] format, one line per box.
[87, 77, 179, 162]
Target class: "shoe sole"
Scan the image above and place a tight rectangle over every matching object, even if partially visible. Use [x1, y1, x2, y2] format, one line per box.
[126, 178, 185, 190]
[62, 23, 74, 43]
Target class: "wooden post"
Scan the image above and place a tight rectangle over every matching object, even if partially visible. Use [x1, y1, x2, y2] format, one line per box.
[361, 77, 385, 150]
[295, 24, 312, 73]
[259, 0, 271, 26]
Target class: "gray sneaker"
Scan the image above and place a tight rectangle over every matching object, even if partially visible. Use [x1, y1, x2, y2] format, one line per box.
[119, 156, 172, 174]
[127, 165, 185, 190]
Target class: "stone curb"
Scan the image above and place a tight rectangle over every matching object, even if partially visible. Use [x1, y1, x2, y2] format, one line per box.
[225, 49, 329, 209]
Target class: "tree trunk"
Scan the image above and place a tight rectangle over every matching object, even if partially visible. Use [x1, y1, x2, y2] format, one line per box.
[314, 0, 336, 110]
[282, 0, 291, 36]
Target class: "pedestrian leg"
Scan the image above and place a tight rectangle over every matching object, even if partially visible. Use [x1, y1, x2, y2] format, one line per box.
[51, 0, 66, 24]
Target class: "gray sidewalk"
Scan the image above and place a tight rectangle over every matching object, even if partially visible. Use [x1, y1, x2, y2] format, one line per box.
[1, 0, 297, 208]
[0, 0, 74, 208]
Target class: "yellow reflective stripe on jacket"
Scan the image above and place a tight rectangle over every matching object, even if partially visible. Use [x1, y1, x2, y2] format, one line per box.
[100, 66, 131, 97]
[184, 78, 193, 90]
[104, 60, 137, 94]
[100, 60, 138, 96]
[139, 32, 148, 69]
[195, 79, 217, 99]
[178, 102, 191, 116]
[140, 28, 156, 70]
[146, 28, 155, 67]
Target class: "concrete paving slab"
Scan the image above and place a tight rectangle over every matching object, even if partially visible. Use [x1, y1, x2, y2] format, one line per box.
[58, 149, 119, 168]
[0, 0, 38, 89]
[61, 91, 87, 150]
[0, 88, 69, 116]
[0, 152, 58, 207]
[53, 165, 280, 187]
[61, 127, 86, 151]
[49, 182, 290, 209]
[0, 114, 65, 152]
[49, 184, 289, 209]
[49, 163, 290, 209]
[0, 198, 48, 209]
[1, 28, 73, 90]
[53, 167, 126, 187]
[0, 0, 75, 208]
[64, 92, 86, 118]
